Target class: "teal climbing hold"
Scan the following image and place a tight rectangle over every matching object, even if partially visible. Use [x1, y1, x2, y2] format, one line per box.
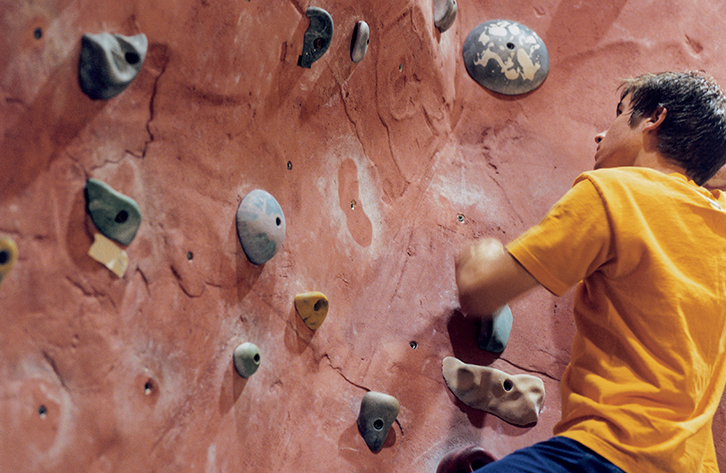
[236, 189, 286, 265]
[233, 342, 261, 378]
[85, 179, 142, 245]
[478, 304, 513, 353]
[79, 32, 148, 100]
[298, 7, 334, 68]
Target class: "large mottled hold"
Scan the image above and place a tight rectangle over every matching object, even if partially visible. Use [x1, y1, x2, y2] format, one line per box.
[236, 189, 286, 265]
[79, 32, 148, 100]
[297, 7, 334, 68]
[463, 20, 549, 95]
[85, 179, 142, 245]
[442, 357, 545, 426]
[357, 391, 400, 453]
[0, 236, 18, 285]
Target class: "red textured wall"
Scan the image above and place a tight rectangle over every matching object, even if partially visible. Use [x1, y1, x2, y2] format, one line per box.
[1, 0, 725, 471]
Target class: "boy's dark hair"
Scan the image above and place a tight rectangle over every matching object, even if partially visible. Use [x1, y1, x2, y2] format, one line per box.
[621, 71, 726, 185]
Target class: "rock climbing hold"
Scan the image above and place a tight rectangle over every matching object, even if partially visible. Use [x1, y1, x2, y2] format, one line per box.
[357, 391, 400, 453]
[79, 32, 148, 100]
[478, 304, 513, 353]
[463, 19, 549, 95]
[0, 236, 19, 285]
[85, 179, 142, 245]
[236, 189, 286, 265]
[298, 7, 334, 68]
[350, 21, 369, 63]
[294, 291, 329, 330]
[442, 356, 545, 426]
[88, 233, 129, 278]
[233, 342, 261, 378]
[436, 446, 498, 473]
[434, 0, 457, 33]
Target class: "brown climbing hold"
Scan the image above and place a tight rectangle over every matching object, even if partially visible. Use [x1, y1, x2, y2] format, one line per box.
[436, 445, 498, 473]
[294, 291, 329, 330]
[0, 236, 19, 285]
[442, 356, 545, 426]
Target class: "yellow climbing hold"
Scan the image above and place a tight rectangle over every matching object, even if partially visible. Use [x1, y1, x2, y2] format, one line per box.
[294, 291, 329, 330]
[0, 236, 19, 285]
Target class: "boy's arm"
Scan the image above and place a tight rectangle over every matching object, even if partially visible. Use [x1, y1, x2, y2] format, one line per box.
[455, 238, 540, 320]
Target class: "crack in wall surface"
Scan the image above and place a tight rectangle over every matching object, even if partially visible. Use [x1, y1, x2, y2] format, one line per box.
[499, 356, 561, 383]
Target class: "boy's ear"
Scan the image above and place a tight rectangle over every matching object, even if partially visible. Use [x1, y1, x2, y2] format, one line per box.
[643, 106, 667, 131]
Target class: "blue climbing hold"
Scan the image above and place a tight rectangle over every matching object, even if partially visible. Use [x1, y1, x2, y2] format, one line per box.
[236, 189, 286, 265]
[478, 304, 513, 353]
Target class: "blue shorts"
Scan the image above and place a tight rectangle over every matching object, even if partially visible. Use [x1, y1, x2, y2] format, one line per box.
[474, 436, 625, 473]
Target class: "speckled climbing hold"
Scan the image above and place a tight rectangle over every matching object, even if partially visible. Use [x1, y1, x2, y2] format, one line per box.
[463, 19, 549, 95]
[298, 7, 334, 68]
[0, 236, 19, 285]
[233, 342, 261, 378]
[436, 446, 497, 473]
[294, 291, 329, 330]
[350, 21, 369, 63]
[434, 0, 457, 33]
[357, 391, 400, 453]
[478, 304, 512, 353]
[79, 32, 148, 100]
[442, 356, 545, 426]
[236, 189, 286, 265]
[85, 179, 142, 245]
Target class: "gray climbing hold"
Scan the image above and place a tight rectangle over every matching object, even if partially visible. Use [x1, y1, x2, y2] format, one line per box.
[434, 0, 457, 33]
[350, 21, 369, 63]
[85, 179, 142, 246]
[236, 189, 286, 265]
[478, 304, 512, 353]
[298, 7, 334, 68]
[463, 19, 549, 95]
[79, 32, 148, 100]
[357, 391, 400, 453]
[233, 342, 261, 378]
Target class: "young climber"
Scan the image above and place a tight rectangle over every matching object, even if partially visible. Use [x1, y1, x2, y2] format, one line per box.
[453, 71, 726, 473]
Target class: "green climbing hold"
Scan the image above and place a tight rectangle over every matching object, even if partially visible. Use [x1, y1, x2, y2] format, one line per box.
[85, 179, 142, 245]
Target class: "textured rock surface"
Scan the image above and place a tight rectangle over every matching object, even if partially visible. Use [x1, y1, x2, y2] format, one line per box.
[1, 0, 725, 471]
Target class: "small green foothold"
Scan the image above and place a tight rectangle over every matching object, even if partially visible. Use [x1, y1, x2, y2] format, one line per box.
[233, 342, 261, 378]
[85, 179, 142, 245]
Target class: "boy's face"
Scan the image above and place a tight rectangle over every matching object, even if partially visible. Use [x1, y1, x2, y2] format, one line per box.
[593, 93, 647, 170]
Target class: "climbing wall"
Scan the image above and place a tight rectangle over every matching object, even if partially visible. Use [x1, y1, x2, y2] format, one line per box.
[1, 0, 726, 471]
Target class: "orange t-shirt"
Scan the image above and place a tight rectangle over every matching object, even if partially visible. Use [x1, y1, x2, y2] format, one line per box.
[507, 167, 726, 472]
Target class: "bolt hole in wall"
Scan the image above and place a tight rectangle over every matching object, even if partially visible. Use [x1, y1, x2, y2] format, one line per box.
[125, 51, 140, 65]
[38, 405, 47, 418]
[350, 200, 356, 210]
[187, 251, 193, 261]
[287, 161, 293, 170]
[115, 210, 129, 223]
[409, 341, 418, 349]
[457, 214, 465, 223]
[144, 380, 153, 395]
[33, 27, 42, 39]
[0, 250, 8, 265]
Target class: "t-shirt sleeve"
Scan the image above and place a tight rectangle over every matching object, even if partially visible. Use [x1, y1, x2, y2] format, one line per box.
[506, 176, 614, 296]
